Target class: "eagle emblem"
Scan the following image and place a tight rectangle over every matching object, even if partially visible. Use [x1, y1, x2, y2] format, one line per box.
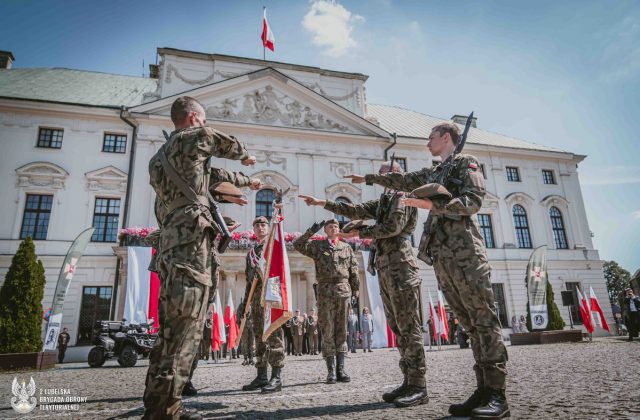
[11, 377, 37, 414]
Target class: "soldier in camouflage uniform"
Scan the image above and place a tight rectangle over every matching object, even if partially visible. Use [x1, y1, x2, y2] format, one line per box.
[346, 122, 509, 419]
[239, 216, 286, 393]
[239, 301, 255, 365]
[143, 96, 255, 420]
[299, 163, 428, 408]
[293, 219, 359, 384]
[183, 167, 262, 396]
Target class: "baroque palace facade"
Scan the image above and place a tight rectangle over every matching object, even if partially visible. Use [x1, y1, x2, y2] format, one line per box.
[0, 48, 612, 346]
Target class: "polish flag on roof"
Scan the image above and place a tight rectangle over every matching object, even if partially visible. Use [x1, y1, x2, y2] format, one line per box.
[261, 8, 275, 52]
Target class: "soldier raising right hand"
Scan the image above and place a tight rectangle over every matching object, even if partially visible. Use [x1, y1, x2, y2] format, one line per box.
[293, 219, 359, 385]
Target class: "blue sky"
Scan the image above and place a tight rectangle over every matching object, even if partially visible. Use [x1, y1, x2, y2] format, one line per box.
[2, 0, 639, 272]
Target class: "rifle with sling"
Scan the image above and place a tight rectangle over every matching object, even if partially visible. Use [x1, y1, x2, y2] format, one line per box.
[160, 130, 233, 253]
[418, 112, 474, 266]
[435, 112, 474, 187]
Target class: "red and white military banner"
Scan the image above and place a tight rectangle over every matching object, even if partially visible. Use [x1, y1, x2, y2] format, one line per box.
[212, 292, 226, 351]
[589, 286, 611, 332]
[124, 247, 160, 332]
[260, 208, 293, 340]
[576, 287, 594, 333]
[224, 289, 239, 349]
[437, 289, 450, 342]
[428, 290, 443, 341]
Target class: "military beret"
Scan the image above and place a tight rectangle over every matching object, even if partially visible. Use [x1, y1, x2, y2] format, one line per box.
[253, 216, 269, 226]
[324, 218, 340, 226]
[410, 183, 452, 200]
[341, 219, 368, 233]
[210, 182, 243, 198]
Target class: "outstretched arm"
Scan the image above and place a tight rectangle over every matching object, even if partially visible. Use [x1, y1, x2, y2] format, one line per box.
[323, 199, 379, 221]
[361, 168, 432, 192]
[358, 196, 412, 239]
[292, 222, 325, 258]
[209, 167, 262, 189]
[199, 126, 255, 165]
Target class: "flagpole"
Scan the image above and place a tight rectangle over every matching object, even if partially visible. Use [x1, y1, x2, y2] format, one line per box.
[263, 6, 266, 61]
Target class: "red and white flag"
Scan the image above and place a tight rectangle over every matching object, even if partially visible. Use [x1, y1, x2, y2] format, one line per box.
[259, 208, 293, 340]
[212, 292, 226, 351]
[261, 8, 275, 52]
[428, 290, 441, 341]
[124, 247, 160, 333]
[576, 287, 594, 333]
[589, 286, 611, 332]
[437, 289, 450, 342]
[224, 289, 239, 349]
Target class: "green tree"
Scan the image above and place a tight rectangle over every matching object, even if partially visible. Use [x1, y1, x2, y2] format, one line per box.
[603, 260, 630, 307]
[545, 280, 565, 330]
[0, 237, 46, 353]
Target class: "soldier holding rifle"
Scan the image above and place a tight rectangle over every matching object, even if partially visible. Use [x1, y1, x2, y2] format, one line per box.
[344, 118, 510, 419]
[299, 159, 428, 408]
[143, 96, 255, 420]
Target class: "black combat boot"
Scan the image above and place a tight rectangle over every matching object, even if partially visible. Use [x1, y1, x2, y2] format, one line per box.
[242, 367, 269, 391]
[471, 389, 510, 419]
[182, 381, 198, 397]
[325, 356, 337, 384]
[449, 387, 487, 416]
[393, 385, 429, 408]
[382, 377, 408, 403]
[336, 353, 351, 382]
[261, 367, 283, 393]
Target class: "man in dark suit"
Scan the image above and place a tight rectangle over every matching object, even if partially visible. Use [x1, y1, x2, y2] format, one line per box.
[623, 288, 640, 341]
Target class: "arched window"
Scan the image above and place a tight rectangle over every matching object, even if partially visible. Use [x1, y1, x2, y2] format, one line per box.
[549, 206, 568, 249]
[256, 189, 275, 219]
[513, 205, 532, 248]
[334, 196, 351, 227]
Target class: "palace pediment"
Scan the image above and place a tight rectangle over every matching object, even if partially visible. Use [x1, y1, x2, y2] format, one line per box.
[131, 67, 388, 138]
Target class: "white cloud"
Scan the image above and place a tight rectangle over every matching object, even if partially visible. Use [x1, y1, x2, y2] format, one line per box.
[633, 210, 640, 220]
[302, 0, 364, 57]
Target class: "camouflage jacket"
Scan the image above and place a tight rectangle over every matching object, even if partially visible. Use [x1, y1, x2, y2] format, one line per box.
[148, 126, 249, 285]
[324, 194, 420, 288]
[293, 229, 359, 299]
[242, 242, 265, 308]
[364, 153, 487, 263]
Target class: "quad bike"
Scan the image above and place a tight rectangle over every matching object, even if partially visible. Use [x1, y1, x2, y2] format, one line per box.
[87, 320, 156, 368]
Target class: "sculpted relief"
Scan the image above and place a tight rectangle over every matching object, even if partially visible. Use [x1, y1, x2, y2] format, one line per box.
[205, 85, 352, 133]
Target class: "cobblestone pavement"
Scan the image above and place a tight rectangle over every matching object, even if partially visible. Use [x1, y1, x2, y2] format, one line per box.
[1, 337, 638, 419]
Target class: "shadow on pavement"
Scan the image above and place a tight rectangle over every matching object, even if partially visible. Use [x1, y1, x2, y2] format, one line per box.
[226, 401, 390, 419]
[106, 402, 228, 419]
[194, 381, 320, 397]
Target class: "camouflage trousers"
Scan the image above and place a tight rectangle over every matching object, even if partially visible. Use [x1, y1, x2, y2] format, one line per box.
[143, 264, 210, 419]
[187, 263, 219, 382]
[378, 265, 427, 388]
[240, 319, 255, 357]
[318, 296, 349, 357]
[252, 296, 285, 369]
[433, 254, 508, 390]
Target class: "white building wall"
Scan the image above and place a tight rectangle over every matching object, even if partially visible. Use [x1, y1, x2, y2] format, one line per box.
[0, 57, 613, 345]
